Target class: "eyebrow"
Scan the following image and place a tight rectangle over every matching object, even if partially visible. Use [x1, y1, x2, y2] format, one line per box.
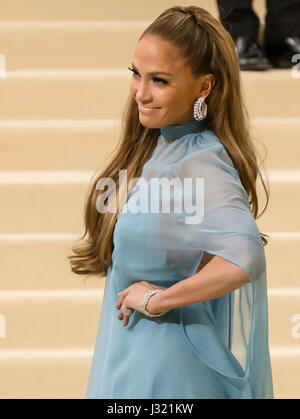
[131, 62, 172, 76]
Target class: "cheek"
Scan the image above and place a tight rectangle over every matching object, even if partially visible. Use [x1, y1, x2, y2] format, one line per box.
[162, 91, 181, 108]
[129, 81, 175, 108]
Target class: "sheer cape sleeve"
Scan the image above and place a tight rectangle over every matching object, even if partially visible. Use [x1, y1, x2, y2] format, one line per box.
[153, 131, 273, 398]
[170, 136, 265, 283]
[125, 129, 273, 397]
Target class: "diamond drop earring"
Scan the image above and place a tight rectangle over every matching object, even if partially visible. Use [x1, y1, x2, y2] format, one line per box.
[193, 97, 207, 121]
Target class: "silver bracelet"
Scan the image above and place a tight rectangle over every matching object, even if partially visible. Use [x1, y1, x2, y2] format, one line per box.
[140, 289, 168, 317]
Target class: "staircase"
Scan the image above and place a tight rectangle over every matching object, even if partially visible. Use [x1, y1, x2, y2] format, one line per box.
[0, 0, 299, 399]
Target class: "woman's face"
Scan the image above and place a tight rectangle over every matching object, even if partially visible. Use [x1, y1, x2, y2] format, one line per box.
[129, 34, 213, 129]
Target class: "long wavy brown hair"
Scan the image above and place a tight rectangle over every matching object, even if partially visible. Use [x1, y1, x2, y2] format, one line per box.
[68, 5, 270, 279]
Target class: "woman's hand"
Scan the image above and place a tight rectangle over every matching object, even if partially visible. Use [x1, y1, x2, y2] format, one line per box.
[115, 281, 168, 327]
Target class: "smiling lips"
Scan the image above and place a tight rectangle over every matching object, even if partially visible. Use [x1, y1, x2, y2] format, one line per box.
[138, 104, 160, 112]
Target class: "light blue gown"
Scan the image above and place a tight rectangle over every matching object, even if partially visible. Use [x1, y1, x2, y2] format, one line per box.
[85, 119, 274, 399]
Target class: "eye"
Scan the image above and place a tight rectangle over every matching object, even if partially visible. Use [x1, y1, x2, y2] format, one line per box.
[128, 67, 168, 85]
[128, 67, 139, 78]
[153, 77, 168, 85]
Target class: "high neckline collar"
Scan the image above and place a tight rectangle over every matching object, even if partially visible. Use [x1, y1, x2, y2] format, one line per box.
[160, 118, 207, 141]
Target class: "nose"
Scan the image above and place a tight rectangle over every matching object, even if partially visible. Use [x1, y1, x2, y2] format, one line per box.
[135, 80, 152, 103]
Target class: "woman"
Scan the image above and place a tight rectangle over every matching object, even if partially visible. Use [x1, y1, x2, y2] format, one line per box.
[68, 6, 274, 399]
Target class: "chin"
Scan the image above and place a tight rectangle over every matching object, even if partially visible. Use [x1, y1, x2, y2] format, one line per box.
[139, 117, 159, 129]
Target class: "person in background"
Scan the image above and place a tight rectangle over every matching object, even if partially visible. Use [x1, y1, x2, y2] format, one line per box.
[217, 0, 300, 70]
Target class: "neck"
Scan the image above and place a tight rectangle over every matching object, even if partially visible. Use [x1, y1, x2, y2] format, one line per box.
[160, 118, 207, 141]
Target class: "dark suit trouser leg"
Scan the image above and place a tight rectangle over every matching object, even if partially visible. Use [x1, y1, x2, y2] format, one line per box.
[265, 0, 300, 47]
[216, 0, 259, 42]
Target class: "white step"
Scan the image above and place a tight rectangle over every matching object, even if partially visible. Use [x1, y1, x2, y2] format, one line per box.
[0, 348, 298, 399]
[0, 118, 299, 171]
[0, 70, 298, 119]
[0, 170, 298, 233]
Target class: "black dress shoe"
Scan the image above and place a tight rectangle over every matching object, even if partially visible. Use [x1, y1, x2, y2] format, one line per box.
[235, 37, 271, 71]
[266, 36, 300, 69]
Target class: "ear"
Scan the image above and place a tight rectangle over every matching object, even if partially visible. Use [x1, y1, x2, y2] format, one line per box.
[197, 74, 216, 99]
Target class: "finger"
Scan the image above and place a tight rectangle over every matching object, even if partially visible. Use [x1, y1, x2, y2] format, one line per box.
[115, 292, 125, 308]
[115, 298, 123, 308]
[117, 305, 127, 319]
[116, 309, 128, 325]
[123, 314, 130, 327]
[115, 289, 129, 308]
[117, 305, 130, 325]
